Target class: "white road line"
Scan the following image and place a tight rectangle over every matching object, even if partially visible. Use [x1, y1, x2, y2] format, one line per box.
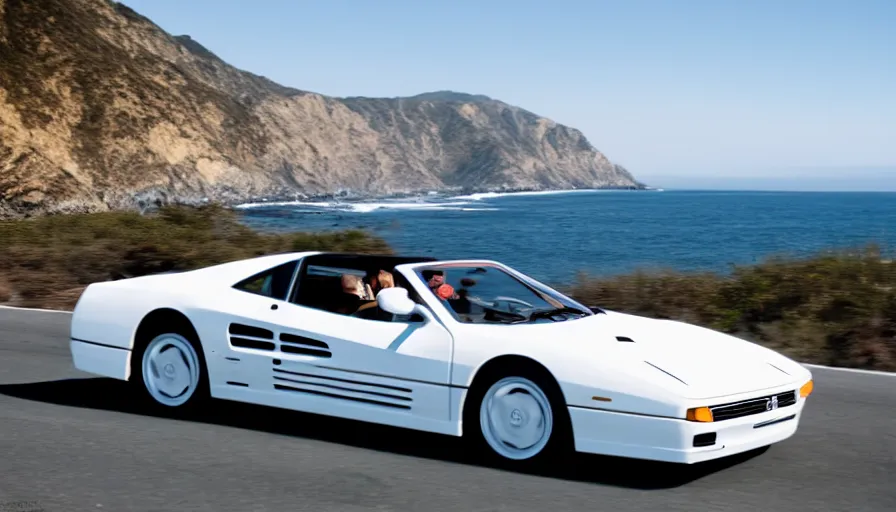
[802, 363, 896, 377]
[2, 305, 895, 377]
[0, 305, 73, 314]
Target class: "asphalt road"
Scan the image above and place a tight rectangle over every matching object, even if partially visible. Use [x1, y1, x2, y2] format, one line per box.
[0, 307, 894, 512]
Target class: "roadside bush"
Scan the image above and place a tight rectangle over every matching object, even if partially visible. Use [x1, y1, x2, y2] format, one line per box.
[564, 245, 896, 371]
[0, 204, 391, 309]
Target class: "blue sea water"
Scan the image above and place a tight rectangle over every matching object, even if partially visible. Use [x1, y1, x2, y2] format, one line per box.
[235, 190, 896, 286]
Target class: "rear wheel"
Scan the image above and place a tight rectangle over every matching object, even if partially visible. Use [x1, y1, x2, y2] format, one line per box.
[132, 332, 209, 410]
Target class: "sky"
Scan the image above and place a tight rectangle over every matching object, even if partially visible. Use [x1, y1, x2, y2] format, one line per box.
[119, 0, 895, 190]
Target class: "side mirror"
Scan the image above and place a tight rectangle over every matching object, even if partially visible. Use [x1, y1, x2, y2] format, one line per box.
[376, 287, 432, 323]
[377, 287, 417, 315]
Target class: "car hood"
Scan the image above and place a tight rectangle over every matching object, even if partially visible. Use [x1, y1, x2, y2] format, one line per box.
[561, 310, 806, 400]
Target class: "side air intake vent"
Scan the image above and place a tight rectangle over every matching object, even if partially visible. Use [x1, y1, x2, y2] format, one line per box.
[616, 336, 635, 342]
[228, 323, 276, 351]
[279, 333, 332, 358]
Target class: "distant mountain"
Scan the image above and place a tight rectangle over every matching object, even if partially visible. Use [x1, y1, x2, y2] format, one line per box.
[0, 0, 644, 217]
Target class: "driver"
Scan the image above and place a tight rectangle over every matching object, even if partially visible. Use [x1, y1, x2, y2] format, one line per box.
[422, 269, 458, 300]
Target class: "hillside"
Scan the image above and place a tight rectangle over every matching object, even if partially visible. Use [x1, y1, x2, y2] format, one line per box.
[0, 0, 643, 217]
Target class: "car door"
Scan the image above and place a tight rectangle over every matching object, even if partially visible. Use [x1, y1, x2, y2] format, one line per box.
[205, 256, 456, 433]
[261, 297, 456, 433]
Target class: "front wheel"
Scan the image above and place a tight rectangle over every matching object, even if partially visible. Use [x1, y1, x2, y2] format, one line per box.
[134, 332, 208, 410]
[466, 370, 571, 467]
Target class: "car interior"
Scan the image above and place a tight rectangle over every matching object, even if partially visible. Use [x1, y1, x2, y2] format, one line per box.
[288, 253, 437, 321]
[232, 253, 596, 325]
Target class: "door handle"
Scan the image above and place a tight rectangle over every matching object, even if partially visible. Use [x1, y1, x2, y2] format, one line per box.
[271, 304, 279, 310]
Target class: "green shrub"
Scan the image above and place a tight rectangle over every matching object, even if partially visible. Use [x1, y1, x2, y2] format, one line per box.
[564, 244, 896, 371]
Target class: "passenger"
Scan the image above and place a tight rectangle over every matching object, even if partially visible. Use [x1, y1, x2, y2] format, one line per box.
[341, 274, 365, 296]
[365, 269, 395, 297]
[353, 269, 397, 318]
[337, 274, 368, 314]
[375, 269, 395, 294]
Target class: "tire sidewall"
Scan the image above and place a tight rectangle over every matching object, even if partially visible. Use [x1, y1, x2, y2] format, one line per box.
[132, 331, 209, 412]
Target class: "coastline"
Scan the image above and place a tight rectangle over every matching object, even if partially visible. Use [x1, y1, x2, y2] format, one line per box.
[0, 183, 653, 220]
[233, 184, 655, 209]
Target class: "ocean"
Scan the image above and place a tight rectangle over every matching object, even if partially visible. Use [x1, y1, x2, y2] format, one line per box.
[235, 190, 896, 286]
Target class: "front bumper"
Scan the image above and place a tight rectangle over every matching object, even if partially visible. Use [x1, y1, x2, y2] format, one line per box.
[568, 396, 806, 464]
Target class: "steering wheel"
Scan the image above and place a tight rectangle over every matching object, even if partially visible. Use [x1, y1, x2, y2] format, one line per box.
[490, 296, 535, 313]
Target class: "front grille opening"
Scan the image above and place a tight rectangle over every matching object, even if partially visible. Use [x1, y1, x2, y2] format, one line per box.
[710, 390, 798, 422]
[693, 432, 717, 447]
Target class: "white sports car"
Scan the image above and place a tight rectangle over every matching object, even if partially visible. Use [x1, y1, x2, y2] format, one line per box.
[69, 251, 814, 466]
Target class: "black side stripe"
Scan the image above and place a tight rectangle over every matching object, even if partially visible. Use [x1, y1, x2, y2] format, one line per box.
[228, 323, 274, 340]
[273, 367, 412, 393]
[274, 383, 412, 410]
[311, 363, 469, 389]
[279, 345, 331, 358]
[273, 375, 412, 402]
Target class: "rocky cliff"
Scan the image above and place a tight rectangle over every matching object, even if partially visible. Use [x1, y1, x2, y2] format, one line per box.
[0, 0, 644, 217]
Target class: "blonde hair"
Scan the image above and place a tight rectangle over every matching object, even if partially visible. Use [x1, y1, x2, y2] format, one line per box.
[341, 274, 365, 297]
[377, 270, 394, 289]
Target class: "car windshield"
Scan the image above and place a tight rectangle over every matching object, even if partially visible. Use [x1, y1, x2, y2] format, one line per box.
[414, 264, 593, 324]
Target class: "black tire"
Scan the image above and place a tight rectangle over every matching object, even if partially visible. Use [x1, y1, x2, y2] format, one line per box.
[130, 329, 210, 414]
[463, 361, 573, 469]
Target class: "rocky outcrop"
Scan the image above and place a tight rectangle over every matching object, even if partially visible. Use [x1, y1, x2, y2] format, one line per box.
[0, 0, 644, 217]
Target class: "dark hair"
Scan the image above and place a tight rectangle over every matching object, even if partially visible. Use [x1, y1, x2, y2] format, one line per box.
[421, 269, 444, 281]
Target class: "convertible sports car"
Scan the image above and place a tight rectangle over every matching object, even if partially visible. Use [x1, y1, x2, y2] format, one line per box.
[69, 251, 814, 466]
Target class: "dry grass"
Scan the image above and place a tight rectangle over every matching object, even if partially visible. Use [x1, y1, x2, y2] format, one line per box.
[0, 204, 391, 309]
[1, 204, 893, 371]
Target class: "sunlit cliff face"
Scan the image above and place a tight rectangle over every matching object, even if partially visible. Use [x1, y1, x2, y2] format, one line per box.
[0, 0, 642, 217]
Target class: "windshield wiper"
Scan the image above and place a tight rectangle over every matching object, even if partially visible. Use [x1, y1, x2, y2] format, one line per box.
[526, 306, 590, 322]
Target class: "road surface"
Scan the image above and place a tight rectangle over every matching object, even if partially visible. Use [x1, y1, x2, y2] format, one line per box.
[0, 307, 894, 512]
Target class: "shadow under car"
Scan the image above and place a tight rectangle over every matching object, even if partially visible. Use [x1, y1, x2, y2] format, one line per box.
[0, 377, 770, 490]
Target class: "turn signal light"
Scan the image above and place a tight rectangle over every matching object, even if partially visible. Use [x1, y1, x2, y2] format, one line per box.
[686, 407, 714, 422]
[800, 380, 814, 398]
